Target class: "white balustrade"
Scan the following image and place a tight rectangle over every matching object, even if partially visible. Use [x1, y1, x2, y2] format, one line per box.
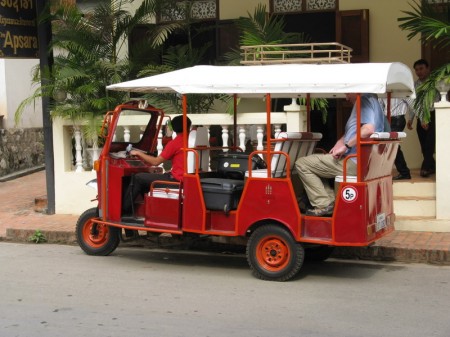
[221, 125, 229, 152]
[274, 124, 282, 139]
[239, 126, 246, 152]
[74, 126, 84, 172]
[123, 126, 131, 142]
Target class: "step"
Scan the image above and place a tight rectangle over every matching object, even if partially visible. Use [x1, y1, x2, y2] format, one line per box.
[394, 196, 435, 217]
[395, 217, 450, 232]
[393, 180, 436, 198]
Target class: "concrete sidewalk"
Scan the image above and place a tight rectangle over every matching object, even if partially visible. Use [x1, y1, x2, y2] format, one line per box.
[1, 170, 449, 264]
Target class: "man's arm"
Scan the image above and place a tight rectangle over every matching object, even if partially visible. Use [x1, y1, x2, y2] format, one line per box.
[130, 150, 166, 166]
[330, 124, 374, 159]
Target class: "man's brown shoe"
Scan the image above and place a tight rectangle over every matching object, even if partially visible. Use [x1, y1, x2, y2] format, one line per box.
[306, 203, 334, 217]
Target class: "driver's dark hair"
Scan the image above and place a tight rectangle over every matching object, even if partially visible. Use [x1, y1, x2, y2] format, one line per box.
[171, 115, 191, 133]
[413, 58, 429, 68]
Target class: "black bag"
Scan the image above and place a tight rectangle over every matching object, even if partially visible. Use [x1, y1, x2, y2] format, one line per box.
[200, 178, 245, 213]
[216, 152, 267, 180]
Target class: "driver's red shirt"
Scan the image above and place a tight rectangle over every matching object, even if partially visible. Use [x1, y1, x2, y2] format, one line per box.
[160, 134, 184, 181]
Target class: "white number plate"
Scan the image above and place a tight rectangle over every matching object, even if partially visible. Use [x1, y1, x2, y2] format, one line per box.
[376, 213, 386, 231]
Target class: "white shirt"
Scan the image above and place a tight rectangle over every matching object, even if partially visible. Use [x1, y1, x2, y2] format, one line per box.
[379, 98, 410, 118]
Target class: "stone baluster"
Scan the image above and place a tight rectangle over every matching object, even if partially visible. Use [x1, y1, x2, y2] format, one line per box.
[81, 133, 87, 169]
[124, 126, 131, 143]
[74, 126, 84, 172]
[222, 125, 229, 152]
[256, 125, 264, 158]
[204, 125, 211, 170]
[157, 127, 164, 155]
[274, 124, 282, 139]
[239, 125, 246, 152]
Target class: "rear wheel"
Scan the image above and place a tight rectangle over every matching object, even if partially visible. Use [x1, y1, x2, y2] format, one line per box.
[247, 224, 304, 281]
[76, 208, 120, 256]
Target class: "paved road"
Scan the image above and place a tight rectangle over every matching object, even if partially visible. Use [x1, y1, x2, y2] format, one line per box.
[1, 242, 450, 337]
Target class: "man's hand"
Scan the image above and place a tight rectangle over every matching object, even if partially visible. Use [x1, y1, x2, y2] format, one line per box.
[407, 120, 413, 130]
[130, 149, 142, 157]
[421, 121, 429, 130]
[329, 138, 347, 159]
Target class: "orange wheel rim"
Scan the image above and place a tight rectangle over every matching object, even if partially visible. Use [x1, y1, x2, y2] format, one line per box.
[255, 236, 290, 272]
[82, 219, 110, 248]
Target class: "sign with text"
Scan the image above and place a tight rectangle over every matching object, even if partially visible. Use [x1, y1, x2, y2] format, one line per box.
[0, 0, 38, 58]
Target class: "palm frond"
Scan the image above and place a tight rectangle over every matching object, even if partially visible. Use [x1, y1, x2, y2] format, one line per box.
[398, 0, 450, 49]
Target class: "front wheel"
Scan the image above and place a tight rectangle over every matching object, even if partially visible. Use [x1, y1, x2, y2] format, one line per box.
[246, 224, 304, 281]
[76, 208, 120, 256]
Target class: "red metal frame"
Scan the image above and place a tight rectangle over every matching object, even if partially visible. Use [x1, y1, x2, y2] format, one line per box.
[90, 92, 397, 249]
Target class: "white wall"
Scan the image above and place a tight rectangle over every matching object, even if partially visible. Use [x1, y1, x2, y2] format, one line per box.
[0, 58, 43, 129]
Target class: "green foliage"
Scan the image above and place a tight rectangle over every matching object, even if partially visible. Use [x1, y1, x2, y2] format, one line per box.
[225, 3, 311, 64]
[28, 230, 47, 244]
[15, 0, 160, 127]
[398, 1, 450, 122]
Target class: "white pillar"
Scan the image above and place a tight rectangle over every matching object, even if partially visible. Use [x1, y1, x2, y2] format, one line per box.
[284, 98, 307, 131]
[274, 124, 282, 139]
[157, 127, 164, 157]
[222, 125, 229, 152]
[239, 126, 246, 152]
[123, 126, 131, 143]
[74, 126, 84, 173]
[256, 125, 264, 158]
[435, 99, 450, 219]
[204, 125, 211, 170]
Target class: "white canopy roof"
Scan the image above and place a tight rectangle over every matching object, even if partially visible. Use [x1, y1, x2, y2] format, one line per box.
[106, 63, 415, 98]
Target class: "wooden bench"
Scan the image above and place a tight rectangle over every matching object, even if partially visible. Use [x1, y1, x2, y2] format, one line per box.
[337, 131, 407, 183]
[246, 131, 323, 178]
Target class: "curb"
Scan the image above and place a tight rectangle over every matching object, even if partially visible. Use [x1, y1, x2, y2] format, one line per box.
[5, 229, 77, 245]
[4, 228, 450, 265]
[332, 246, 450, 265]
[0, 165, 45, 182]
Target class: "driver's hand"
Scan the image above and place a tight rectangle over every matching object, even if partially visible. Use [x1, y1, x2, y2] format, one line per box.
[129, 150, 140, 157]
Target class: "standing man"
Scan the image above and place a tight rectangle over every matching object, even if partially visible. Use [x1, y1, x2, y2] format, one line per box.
[295, 93, 387, 217]
[380, 98, 411, 180]
[407, 59, 439, 177]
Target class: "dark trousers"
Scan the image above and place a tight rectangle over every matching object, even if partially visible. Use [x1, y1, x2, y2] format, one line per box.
[122, 172, 177, 215]
[416, 110, 436, 172]
[390, 115, 410, 176]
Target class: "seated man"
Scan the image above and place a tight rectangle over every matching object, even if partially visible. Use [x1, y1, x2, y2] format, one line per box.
[295, 93, 387, 217]
[122, 115, 191, 215]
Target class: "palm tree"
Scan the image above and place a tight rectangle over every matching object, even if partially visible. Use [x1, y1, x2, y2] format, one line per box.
[15, 0, 159, 128]
[15, 0, 162, 169]
[224, 4, 328, 117]
[398, 0, 450, 122]
[225, 3, 310, 65]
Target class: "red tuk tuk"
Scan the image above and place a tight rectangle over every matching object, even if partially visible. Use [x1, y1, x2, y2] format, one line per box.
[76, 63, 415, 281]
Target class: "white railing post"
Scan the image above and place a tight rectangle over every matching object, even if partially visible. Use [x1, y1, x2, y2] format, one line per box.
[222, 125, 229, 152]
[284, 98, 306, 132]
[256, 125, 264, 158]
[239, 125, 246, 152]
[204, 125, 211, 170]
[74, 126, 84, 173]
[123, 126, 131, 143]
[274, 124, 282, 139]
[157, 127, 164, 157]
[435, 97, 450, 220]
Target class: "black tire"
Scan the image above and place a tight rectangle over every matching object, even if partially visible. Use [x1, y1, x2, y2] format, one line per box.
[76, 208, 120, 256]
[305, 246, 335, 262]
[246, 224, 304, 281]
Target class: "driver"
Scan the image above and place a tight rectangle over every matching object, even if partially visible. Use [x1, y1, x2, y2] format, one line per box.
[122, 115, 191, 216]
